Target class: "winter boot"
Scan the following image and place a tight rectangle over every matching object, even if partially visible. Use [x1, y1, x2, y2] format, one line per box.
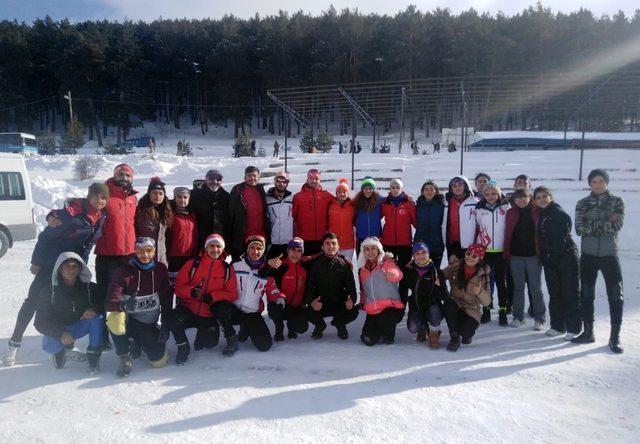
[428, 330, 441, 350]
[222, 335, 239, 357]
[287, 330, 298, 339]
[53, 349, 66, 369]
[274, 322, 285, 342]
[311, 320, 326, 340]
[461, 336, 472, 345]
[416, 330, 427, 342]
[2, 341, 20, 366]
[130, 339, 142, 359]
[86, 347, 101, 375]
[572, 322, 595, 344]
[498, 307, 508, 326]
[116, 354, 133, 377]
[608, 324, 623, 354]
[480, 307, 491, 324]
[446, 335, 461, 352]
[335, 324, 349, 340]
[175, 343, 190, 365]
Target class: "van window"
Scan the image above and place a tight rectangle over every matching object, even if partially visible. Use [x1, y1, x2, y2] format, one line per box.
[0, 172, 26, 200]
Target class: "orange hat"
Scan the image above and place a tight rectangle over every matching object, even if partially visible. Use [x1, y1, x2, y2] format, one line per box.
[336, 178, 350, 193]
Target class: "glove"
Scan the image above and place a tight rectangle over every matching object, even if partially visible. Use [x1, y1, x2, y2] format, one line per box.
[191, 286, 202, 299]
[157, 325, 170, 343]
[276, 297, 286, 307]
[119, 298, 138, 313]
[203, 293, 212, 304]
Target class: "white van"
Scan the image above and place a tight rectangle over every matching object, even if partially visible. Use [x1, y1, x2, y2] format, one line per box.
[0, 153, 37, 258]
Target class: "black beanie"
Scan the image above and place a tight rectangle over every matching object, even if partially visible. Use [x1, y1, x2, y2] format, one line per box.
[148, 176, 166, 193]
[587, 169, 609, 185]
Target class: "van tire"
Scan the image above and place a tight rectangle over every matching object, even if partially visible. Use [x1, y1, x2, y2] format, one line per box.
[0, 230, 9, 259]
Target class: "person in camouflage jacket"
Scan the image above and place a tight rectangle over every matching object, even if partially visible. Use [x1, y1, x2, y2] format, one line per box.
[573, 169, 625, 354]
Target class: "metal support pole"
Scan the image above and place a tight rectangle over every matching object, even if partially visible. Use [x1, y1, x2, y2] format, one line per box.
[351, 112, 356, 189]
[399, 87, 406, 153]
[460, 81, 466, 175]
[284, 112, 288, 173]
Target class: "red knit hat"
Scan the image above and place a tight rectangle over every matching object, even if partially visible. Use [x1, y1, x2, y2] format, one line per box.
[336, 178, 350, 193]
[465, 243, 486, 259]
[114, 163, 134, 177]
[205, 233, 225, 250]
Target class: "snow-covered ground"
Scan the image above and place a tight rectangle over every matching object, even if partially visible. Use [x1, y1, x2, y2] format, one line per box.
[1, 145, 639, 442]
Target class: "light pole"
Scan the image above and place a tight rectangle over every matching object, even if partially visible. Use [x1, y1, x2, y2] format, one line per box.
[63, 91, 73, 122]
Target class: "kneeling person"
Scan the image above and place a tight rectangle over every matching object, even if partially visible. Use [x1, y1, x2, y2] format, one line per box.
[34, 252, 103, 373]
[305, 232, 358, 340]
[358, 237, 405, 346]
[172, 233, 238, 365]
[105, 237, 172, 377]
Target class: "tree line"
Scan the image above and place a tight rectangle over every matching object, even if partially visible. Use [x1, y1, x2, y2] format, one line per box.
[0, 4, 639, 145]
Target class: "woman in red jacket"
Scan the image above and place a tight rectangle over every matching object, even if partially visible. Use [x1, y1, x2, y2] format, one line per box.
[381, 178, 416, 300]
[171, 233, 238, 365]
[168, 187, 197, 281]
[328, 179, 356, 259]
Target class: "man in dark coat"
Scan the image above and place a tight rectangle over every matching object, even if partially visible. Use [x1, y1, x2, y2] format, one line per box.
[189, 169, 230, 249]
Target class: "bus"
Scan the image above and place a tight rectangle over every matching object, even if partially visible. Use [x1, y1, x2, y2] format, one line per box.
[0, 133, 39, 155]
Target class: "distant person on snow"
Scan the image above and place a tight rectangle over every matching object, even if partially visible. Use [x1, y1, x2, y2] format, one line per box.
[273, 140, 280, 158]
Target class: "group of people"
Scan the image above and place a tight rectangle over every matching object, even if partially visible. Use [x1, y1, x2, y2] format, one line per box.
[1, 162, 625, 377]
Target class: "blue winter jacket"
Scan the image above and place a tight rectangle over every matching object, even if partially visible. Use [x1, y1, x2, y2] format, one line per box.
[355, 202, 382, 240]
[414, 195, 445, 253]
[31, 198, 107, 267]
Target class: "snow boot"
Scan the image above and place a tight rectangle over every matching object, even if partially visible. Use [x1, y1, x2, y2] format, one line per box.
[609, 324, 623, 354]
[428, 330, 441, 350]
[572, 322, 595, 344]
[53, 349, 66, 369]
[86, 347, 101, 374]
[461, 336, 472, 345]
[175, 343, 190, 365]
[480, 307, 491, 324]
[446, 335, 461, 352]
[274, 322, 285, 342]
[116, 354, 133, 377]
[335, 324, 349, 340]
[287, 330, 298, 339]
[361, 335, 379, 346]
[416, 330, 427, 342]
[498, 307, 508, 326]
[2, 341, 19, 366]
[311, 320, 326, 340]
[222, 335, 239, 357]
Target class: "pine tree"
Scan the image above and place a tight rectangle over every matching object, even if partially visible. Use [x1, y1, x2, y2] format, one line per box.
[316, 130, 333, 152]
[59, 117, 85, 154]
[299, 129, 314, 153]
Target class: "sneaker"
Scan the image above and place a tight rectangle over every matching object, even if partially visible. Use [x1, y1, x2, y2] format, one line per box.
[2, 343, 19, 367]
[175, 343, 190, 366]
[336, 324, 349, 340]
[117, 354, 133, 377]
[533, 321, 544, 331]
[510, 319, 525, 328]
[416, 330, 427, 342]
[545, 328, 565, 337]
[53, 350, 66, 369]
[222, 335, 239, 357]
[563, 332, 577, 341]
[428, 330, 441, 350]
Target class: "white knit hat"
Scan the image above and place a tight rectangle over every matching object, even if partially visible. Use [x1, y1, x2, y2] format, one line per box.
[390, 178, 404, 190]
[357, 236, 384, 268]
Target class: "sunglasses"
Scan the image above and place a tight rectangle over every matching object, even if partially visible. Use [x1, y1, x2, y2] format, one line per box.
[275, 178, 289, 183]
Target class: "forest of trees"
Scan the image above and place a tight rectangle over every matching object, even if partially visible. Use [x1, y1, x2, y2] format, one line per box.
[0, 4, 639, 145]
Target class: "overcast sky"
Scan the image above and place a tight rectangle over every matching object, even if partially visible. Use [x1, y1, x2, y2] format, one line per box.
[1, 0, 638, 23]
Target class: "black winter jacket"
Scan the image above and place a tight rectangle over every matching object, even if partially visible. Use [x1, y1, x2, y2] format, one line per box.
[403, 261, 448, 307]
[189, 181, 231, 248]
[304, 254, 357, 305]
[228, 182, 270, 257]
[537, 202, 578, 266]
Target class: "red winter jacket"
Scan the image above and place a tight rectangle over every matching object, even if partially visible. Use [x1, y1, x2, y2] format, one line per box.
[503, 203, 540, 260]
[168, 211, 197, 258]
[174, 252, 238, 318]
[292, 184, 334, 241]
[265, 258, 307, 307]
[95, 178, 138, 256]
[328, 199, 356, 250]
[381, 194, 417, 246]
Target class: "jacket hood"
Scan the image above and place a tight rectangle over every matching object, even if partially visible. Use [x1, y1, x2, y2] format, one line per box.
[446, 175, 472, 198]
[51, 252, 92, 286]
[476, 194, 510, 210]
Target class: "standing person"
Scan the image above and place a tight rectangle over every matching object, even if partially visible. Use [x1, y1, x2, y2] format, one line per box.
[189, 169, 230, 250]
[414, 181, 445, 268]
[503, 189, 546, 330]
[228, 166, 270, 262]
[474, 173, 491, 199]
[273, 140, 280, 158]
[475, 180, 511, 325]
[266, 171, 294, 259]
[305, 232, 358, 340]
[573, 169, 625, 353]
[105, 237, 171, 377]
[226, 235, 275, 354]
[33, 253, 103, 373]
[353, 177, 383, 252]
[292, 169, 334, 255]
[171, 233, 238, 365]
[534, 186, 580, 340]
[3, 183, 108, 366]
[442, 244, 491, 352]
[167, 187, 198, 284]
[328, 179, 356, 259]
[135, 177, 173, 267]
[94, 163, 139, 348]
[358, 237, 405, 346]
[442, 176, 479, 260]
[403, 242, 447, 348]
[261, 237, 310, 341]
